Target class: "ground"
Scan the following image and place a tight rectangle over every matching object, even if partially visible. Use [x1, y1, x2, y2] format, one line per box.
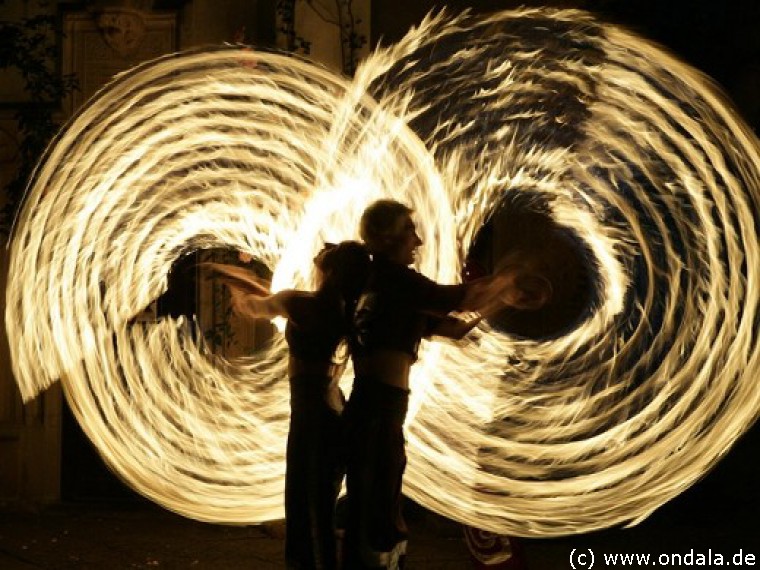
[1, 489, 757, 569]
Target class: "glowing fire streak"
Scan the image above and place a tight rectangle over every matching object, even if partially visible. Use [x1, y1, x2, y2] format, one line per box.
[6, 46, 451, 524]
[6, 9, 760, 536]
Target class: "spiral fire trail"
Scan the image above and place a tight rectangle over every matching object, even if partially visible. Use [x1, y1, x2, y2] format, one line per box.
[6, 9, 760, 536]
[6, 46, 452, 523]
[359, 8, 760, 535]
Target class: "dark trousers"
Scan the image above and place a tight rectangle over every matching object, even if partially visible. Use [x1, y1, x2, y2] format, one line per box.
[285, 375, 345, 570]
[342, 379, 410, 569]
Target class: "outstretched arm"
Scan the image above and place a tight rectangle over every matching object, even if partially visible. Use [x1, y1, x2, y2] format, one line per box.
[428, 314, 483, 340]
[203, 262, 292, 320]
[459, 273, 512, 312]
[201, 262, 271, 296]
[226, 285, 290, 320]
[461, 267, 552, 313]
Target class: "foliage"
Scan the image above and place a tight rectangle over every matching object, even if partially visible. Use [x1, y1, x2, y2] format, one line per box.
[0, 15, 78, 236]
[276, 0, 312, 55]
[200, 249, 241, 352]
[337, 0, 366, 77]
[276, 0, 367, 77]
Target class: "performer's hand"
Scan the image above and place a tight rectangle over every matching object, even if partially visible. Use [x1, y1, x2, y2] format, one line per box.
[462, 273, 511, 313]
[493, 266, 552, 311]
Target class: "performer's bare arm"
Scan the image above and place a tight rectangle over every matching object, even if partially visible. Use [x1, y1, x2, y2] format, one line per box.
[201, 262, 271, 295]
[227, 286, 296, 320]
[203, 262, 301, 320]
[428, 314, 483, 340]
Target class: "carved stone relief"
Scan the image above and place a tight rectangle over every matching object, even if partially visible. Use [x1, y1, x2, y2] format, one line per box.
[63, 12, 176, 114]
[95, 9, 148, 57]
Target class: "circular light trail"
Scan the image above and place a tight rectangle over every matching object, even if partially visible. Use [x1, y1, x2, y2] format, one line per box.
[6, 45, 452, 524]
[6, 9, 760, 536]
[359, 8, 760, 535]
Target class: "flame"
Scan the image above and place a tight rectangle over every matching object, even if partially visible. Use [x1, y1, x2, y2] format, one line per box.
[6, 8, 760, 536]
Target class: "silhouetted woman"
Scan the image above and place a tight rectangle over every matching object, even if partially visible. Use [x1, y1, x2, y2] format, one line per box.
[209, 241, 370, 570]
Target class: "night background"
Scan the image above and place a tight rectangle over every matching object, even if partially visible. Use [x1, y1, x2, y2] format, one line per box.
[1, 0, 758, 568]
